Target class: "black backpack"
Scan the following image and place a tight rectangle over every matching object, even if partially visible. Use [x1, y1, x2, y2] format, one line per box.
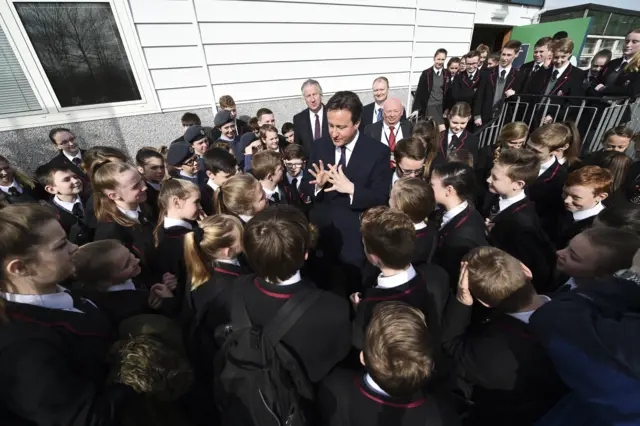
[213, 284, 321, 426]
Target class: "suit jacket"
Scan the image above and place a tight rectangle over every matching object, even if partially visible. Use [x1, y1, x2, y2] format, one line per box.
[527, 64, 586, 120]
[518, 61, 550, 94]
[431, 129, 479, 170]
[434, 206, 488, 290]
[52, 198, 92, 246]
[484, 196, 557, 293]
[293, 105, 329, 156]
[526, 158, 568, 241]
[359, 102, 407, 131]
[301, 134, 392, 267]
[442, 299, 566, 426]
[555, 210, 597, 250]
[445, 71, 481, 111]
[593, 59, 640, 98]
[363, 120, 413, 147]
[473, 67, 524, 123]
[412, 67, 451, 114]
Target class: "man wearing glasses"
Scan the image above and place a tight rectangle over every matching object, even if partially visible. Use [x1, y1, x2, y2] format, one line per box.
[392, 137, 427, 186]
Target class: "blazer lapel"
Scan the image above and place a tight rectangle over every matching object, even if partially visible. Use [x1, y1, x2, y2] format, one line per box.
[505, 69, 518, 91]
[550, 65, 573, 95]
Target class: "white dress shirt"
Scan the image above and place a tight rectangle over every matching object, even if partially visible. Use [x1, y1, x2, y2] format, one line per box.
[498, 191, 526, 213]
[217, 258, 241, 267]
[148, 181, 161, 191]
[118, 206, 141, 222]
[63, 151, 82, 164]
[164, 217, 193, 230]
[179, 170, 198, 180]
[309, 106, 324, 136]
[208, 179, 219, 191]
[365, 373, 391, 397]
[498, 65, 512, 78]
[381, 121, 403, 148]
[267, 270, 302, 286]
[552, 63, 570, 80]
[538, 157, 556, 177]
[573, 202, 605, 222]
[0, 179, 22, 194]
[377, 265, 417, 289]
[262, 183, 283, 203]
[556, 156, 567, 165]
[239, 214, 253, 223]
[287, 172, 302, 189]
[0, 285, 83, 313]
[433, 67, 443, 77]
[414, 221, 428, 230]
[392, 171, 401, 186]
[373, 103, 383, 123]
[53, 195, 82, 213]
[107, 280, 137, 292]
[441, 201, 468, 229]
[447, 130, 463, 147]
[506, 295, 551, 324]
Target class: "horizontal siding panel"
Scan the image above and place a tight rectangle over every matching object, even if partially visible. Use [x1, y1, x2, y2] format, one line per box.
[213, 72, 410, 103]
[414, 42, 469, 58]
[195, 0, 415, 25]
[258, 0, 416, 7]
[418, 0, 477, 13]
[136, 24, 198, 47]
[144, 46, 203, 69]
[129, 0, 192, 23]
[200, 23, 414, 44]
[157, 86, 210, 109]
[151, 68, 208, 89]
[417, 10, 475, 28]
[209, 57, 411, 85]
[415, 27, 472, 44]
[204, 42, 413, 65]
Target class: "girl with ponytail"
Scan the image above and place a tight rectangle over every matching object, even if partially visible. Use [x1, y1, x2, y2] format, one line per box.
[214, 174, 268, 225]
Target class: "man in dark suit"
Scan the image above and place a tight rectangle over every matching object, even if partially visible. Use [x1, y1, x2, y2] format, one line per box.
[359, 76, 407, 132]
[45, 128, 89, 195]
[473, 40, 524, 128]
[294, 79, 329, 156]
[364, 97, 412, 167]
[527, 38, 586, 124]
[443, 247, 566, 426]
[302, 91, 392, 293]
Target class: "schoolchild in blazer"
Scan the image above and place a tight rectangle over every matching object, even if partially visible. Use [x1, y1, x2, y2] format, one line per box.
[0, 155, 47, 205]
[136, 149, 167, 223]
[432, 104, 480, 170]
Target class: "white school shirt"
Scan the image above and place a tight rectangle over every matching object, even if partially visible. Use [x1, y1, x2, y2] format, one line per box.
[376, 265, 417, 289]
[441, 201, 468, 229]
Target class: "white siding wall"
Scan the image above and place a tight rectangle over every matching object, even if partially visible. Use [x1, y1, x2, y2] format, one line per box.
[129, 0, 539, 111]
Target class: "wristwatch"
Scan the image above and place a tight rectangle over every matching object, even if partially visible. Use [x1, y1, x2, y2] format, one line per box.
[614, 268, 640, 286]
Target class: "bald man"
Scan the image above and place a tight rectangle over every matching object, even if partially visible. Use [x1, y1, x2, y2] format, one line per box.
[364, 97, 413, 162]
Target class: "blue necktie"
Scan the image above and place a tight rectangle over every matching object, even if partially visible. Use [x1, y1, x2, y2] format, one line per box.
[338, 146, 347, 169]
[376, 108, 382, 122]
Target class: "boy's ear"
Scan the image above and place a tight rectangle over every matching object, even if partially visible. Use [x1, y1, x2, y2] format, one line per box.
[359, 351, 366, 367]
[136, 166, 145, 175]
[206, 170, 214, 179]
[514, 179, 526, 190]
[6, 259, 27, 277]
[105, 190, 118, 201]
[596, 192, 609, 203]
[44, 184, 57, 195]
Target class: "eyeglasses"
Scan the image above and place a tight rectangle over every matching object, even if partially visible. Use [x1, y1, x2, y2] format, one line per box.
[285, 161, 305, 169]
[182, 157, 199, 166]
[58, 136, 76, 145]
[397, 165, 425, 177]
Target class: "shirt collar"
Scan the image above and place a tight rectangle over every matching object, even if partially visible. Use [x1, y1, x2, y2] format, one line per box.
[553, 63, 570, 77]
[506, 295, 551, 324]
[107, 280, 136, 292]
[207, 179, 219, 191]
[336, 131, 359, 154]
[0, 179, 21, 193]
[53, 195, 82, 212]
[383, 121, 400, 131]
[392, 171, 401, 185]
[118, 206, 141, 222]
[164, 217, 193, 230]
[467, 71, 475, 79]
[499, 191, 526, 212]
[441, 201, 469, 229]
[266, 270, 302, 286]
[572, 202, 605, 222]
[309, 106, 323, 119]
[63, 150, 82, 163]
[448, 129, 463, 140]
[538, 157, 556, 177]
[376, 264, 417, 289]
[414, 221, 427, 230]
[365, 373, 391, 397]
[147, 181, 162, 191]
[262, 184, 280, 199]
[239, 214, 253, 223]
[217, 258, 240, 267]
[433, 66, 442, 76]
[0, 285, 82, 313]
[286, 172, 301, 185]
[179, 170, 197, 180]
[498, 65, 512, 76]
[374, 103, 383, 114]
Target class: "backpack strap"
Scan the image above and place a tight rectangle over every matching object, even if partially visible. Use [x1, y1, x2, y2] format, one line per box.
[264, 286, 322, 344]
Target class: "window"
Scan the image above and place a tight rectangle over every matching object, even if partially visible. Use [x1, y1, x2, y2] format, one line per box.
[585, 10, 610, 35]
[14, 2, 140, 108]
[605, 14, 640, 37]
[0, 23, 41, 115]
[0, 0, 157, 131]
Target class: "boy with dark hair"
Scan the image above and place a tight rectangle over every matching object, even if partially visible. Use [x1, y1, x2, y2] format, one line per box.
[473, 40, 524, 127]
[251, 150, 286, 205]
[201, 147, 238, 214]
[445, 50, 482, 115]
[200, 206, 351, 425]
[318, 301, 460, 426]
[557, 165, 613, 249]
[520, 37, 553, 91]
[36, 163, 90, 245]
[282, 144, 311, 210]
[484, 148, 556, 292]
[392, 137, 427, 186]
[170, 112, 201, 145]
[45, 127, 89, 193]
[352, 206, 449, 350]
[281, 122, 295, 144]
[486, 52, 500, 68]
[443, 247, 566, 426]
